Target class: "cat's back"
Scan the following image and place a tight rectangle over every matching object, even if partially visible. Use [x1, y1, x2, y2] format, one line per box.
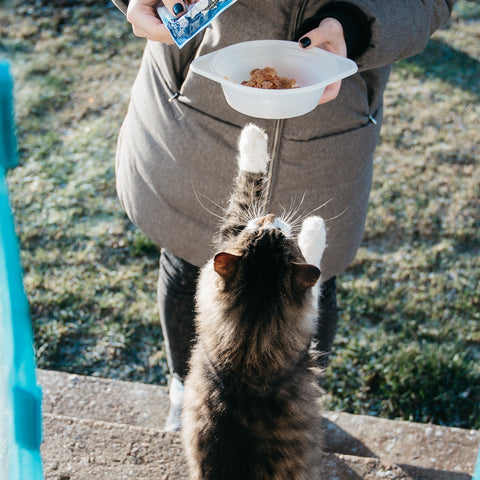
[182, 348, 323, 480]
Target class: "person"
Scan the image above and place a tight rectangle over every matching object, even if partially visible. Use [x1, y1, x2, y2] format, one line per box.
[111, 0, 455, 430]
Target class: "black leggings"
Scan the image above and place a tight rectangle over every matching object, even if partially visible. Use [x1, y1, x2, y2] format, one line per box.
[157, 249, 338, 380]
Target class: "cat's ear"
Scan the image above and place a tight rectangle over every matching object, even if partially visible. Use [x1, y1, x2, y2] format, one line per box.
[214, 252, 241, 280]
[292, 262, 321, 290]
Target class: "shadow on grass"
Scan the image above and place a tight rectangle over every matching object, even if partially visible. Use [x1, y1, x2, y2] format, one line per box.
[399, 39, 480, 99]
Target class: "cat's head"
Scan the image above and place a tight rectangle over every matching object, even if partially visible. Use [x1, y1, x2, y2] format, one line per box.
[213, 214, 320, 308]
[196, 214, 322, 371]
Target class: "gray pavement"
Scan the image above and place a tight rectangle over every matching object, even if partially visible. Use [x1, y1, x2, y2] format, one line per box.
[38, 370, 480, 480]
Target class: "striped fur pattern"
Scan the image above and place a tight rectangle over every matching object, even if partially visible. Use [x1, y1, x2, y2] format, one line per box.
[182, 125, 325, 480]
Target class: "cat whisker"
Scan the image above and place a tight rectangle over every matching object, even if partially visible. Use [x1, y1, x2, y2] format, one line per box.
[284, 195, 307, 226]
[240, 202, 257, 223]
[246, 201, 265, 223]
[296, 198, 334, 223]
[287, 198, 335, 234]
[324, 207, 349, 223]
[277, 193, 307, 231]
[278, 203, 288, 219]
[197, 189, 227, 214]
[295, 192, 307, 212]
[191, 183, 225, 221]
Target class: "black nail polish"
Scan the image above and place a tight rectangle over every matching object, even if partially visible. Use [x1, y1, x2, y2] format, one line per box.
[173, 3, 184, 15]
[300, 37, 311, 48]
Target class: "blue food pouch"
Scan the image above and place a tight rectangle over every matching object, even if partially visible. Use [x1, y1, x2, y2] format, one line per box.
[157, 0, 237, 49]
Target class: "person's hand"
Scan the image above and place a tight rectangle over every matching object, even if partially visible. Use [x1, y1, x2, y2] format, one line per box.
[127, 0, 197, 44]
[298, 18, 347, 105]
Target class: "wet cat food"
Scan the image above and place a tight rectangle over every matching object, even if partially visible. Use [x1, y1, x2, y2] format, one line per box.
[241, 67, 297, 89]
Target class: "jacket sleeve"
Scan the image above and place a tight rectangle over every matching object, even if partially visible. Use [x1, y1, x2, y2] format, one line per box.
[297, 0, 455, 71]
[333, 0, 456, 70]
[295, 2, 371, 60]
[112, 0, 128, 15]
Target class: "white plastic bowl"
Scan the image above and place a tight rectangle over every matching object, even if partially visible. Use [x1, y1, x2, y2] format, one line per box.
[190, 40, 358, 119]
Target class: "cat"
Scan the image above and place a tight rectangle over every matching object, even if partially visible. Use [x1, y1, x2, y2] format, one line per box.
[181, 124, 326, 480]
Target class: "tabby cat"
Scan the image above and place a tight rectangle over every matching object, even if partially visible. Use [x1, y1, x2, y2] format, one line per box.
[182, 124, 326, 480]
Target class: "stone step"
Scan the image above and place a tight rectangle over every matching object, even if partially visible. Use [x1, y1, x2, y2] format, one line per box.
[42, 413, 185, 480]
[39, 369, 169, 431]
[42, 414, 414, 480]
[322, 411, 479, 478]
[38, 370, 480, 479]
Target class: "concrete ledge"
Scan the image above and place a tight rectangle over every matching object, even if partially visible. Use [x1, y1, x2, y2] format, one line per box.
[38, 370, 480, 479]
[42, 414, 185, 480]
[42, 414, 414, 480]
[323, 411, 478, 480]
[40, 369, 169, 430]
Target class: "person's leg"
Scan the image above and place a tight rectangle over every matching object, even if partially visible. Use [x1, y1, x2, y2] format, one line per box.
[157, 248, 199, 430]
[313, 276, 338, 368]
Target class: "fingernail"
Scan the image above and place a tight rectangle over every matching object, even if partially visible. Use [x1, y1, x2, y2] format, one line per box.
[173, 3, 184, 15]
[300, 37, 311, 48]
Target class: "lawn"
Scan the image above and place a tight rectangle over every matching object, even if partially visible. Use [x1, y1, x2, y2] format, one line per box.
[1, 0, 479, 429]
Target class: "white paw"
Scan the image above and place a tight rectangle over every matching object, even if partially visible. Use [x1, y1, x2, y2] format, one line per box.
[238, 124, 270, 173]
[298, 216, 327, 267]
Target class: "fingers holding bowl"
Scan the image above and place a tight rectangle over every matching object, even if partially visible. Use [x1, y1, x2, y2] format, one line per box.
[298, 17, 347, 105]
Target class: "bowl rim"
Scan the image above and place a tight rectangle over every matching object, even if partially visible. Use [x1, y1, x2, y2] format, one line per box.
[190, 39, 358, 96]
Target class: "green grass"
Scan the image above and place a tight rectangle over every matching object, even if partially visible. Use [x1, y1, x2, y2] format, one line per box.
[326, 3, 480, 428]
[1, 1, 479, 428]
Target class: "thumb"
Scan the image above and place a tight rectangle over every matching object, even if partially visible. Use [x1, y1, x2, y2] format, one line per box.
[162, 0, 188, 17]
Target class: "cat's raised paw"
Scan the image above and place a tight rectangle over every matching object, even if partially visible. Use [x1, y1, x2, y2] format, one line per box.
[298, 216, 327, 267]
[238, 124, 270, 173]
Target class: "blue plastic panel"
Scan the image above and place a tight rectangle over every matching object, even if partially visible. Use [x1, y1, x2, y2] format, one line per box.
[0, 62, 18, 170]
[0, 61, 44, 480]
[473, 445, 480, 480]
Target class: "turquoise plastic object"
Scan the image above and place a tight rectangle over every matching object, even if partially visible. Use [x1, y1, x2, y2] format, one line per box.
[474, 445, 480, 480]
[0, 61, 44, 480]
